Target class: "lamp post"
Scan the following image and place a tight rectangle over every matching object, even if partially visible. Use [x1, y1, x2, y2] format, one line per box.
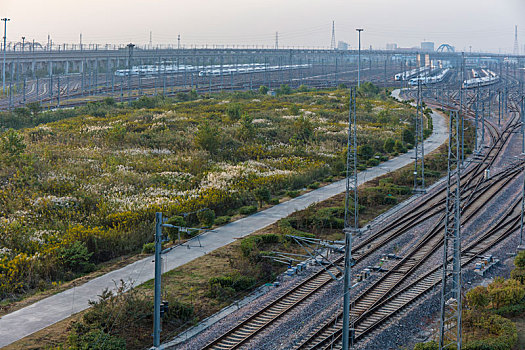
[356, 29, 363, 88]
[2, 18, 10, 95]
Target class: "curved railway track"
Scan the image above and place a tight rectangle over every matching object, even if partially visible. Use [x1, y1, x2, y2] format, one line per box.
[201, 85, 521, 349]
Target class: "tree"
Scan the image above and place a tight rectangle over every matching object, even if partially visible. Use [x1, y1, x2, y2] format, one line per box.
[278, 84, 292, 95]
[259, 85, 269, 95]
[26, 102, 42, 118]
[402, 127, 415, 144]
[383, 138, 395, 153]
[254, 187, 271, 208]
[363, 100, 373, 113]
[357, 144, 374, 160]
[337, 83, 348, 90]
[297, 84, 309, 92]
[194, 121, 221, 155]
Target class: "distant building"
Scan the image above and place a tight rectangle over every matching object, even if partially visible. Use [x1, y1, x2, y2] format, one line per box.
[337, 41, 348, 50]
[421, 41, 435, 52]
[386, 43, 398, 50]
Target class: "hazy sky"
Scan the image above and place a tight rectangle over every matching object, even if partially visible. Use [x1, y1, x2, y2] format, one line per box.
[2, 0, 525, 53]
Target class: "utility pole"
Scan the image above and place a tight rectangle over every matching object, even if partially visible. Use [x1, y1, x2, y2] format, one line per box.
[149, 31, 153, 49]
[2, 18, 10, 95]
[414, 78, 425, 193]
[80, 33, 83, 51]
[275, 32, 279, 50]
[439, 110, 463, 350]
[342, 87, 358, 350]
[177, 34, 180, 50]
[127, 43, 135, 105]
[356, 29, 363, 88]
[153, 213, 163, 348]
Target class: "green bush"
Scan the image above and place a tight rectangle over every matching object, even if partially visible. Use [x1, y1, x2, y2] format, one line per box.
[307, 182, 320, 190]
[142, 242, 155, 254]
[68, 329, 126, 350]
[239, 205, 257, 215]
[260, 233, 280, 244]
[197, 208, 215, 227]
[269, 198, 280, 205]
[57, 241, 94, 273]
[215, 215, 232, 226]
[226, 103, 242, 120]
[286, 190, 300, 198]
[240, 236, 262, 257]
[414, 341, 438, 350]
[259, 85, 269, 95]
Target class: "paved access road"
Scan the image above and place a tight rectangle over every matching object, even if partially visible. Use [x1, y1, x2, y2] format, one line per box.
[0, 101, 447, 348]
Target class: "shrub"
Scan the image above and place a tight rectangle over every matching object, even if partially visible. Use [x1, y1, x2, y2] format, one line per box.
[259, 85, 269, 95]
[57, 241, 94, 273]
[68, 329, 126, 350]
[226, 103, 242, 120]
[239, 205, 257, 215]
[286, 190, 300, 198]
[467, 285, 491, 310]
[240, 236, 262, 257]
[414, 341, 438, 350]
[289, 104, 301, 116]
[260, 233, 280, 244]
[214, 215, 231, 226]
[515, 250, 525, 268]
[142, 242, 155, 254]
[298, 84, 309, 92]
[0, 129, 26, 163]
[197, 208, 215, 227]
[384, 137, 395, 153]
[307, 182, 320, 190]
[269, 198, 280, 205]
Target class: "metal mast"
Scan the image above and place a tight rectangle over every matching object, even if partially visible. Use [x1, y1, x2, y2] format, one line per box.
[275, 32, 279, 50]
[514, 25, 519, 56]
[127, 43, 135, 105]
[331, 21, 336, 50]
[342, 87, 358, 350]
[356, 29, 363, 88]
[439, 110, 463, 350]
[414, 78, 426, 193]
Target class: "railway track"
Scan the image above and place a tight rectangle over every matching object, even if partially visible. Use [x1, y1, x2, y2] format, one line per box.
[294, 116, 523, 349]
[297, 188, 524, 350]
[200, 91, 520, 349]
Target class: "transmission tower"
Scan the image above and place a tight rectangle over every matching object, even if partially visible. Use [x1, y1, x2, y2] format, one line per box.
[514, 25, 519, 56]
[342, 87, 358, 350]
[414, 78, 426, 193]
[275, 32, 279, 50]
[331, 21, 336, 50]
[439, 110, 462, 350]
